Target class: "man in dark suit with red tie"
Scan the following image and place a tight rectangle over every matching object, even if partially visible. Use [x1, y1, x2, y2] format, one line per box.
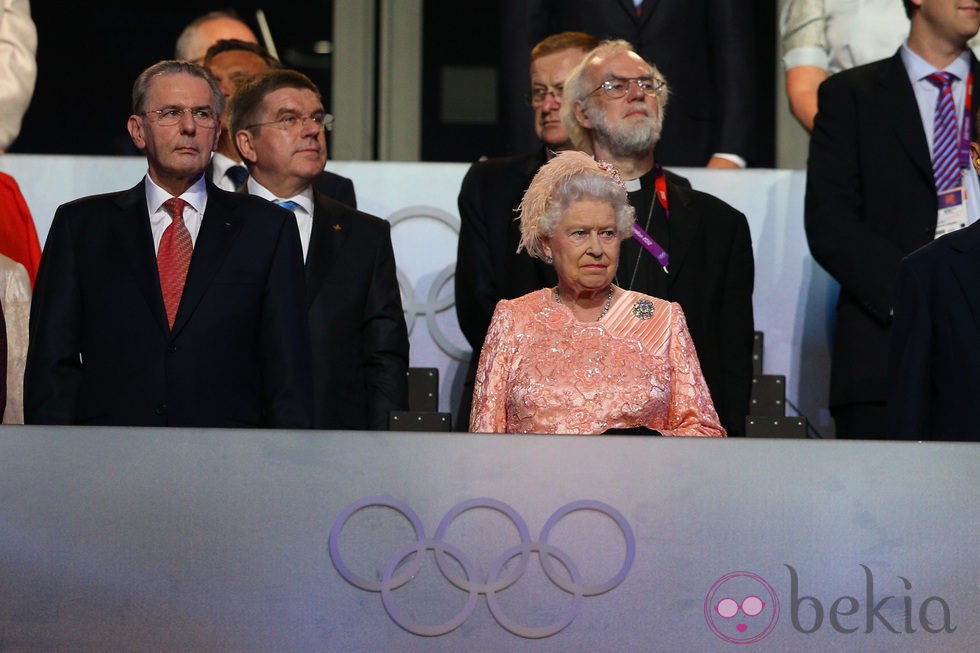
[229, 68, 409, 430]
[24, 60, 312, 427]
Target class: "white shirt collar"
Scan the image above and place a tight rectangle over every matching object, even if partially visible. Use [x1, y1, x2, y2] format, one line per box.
[246, 178, 314, 215]
[901, 40, 972, 83]
[144, 172, 208, 215]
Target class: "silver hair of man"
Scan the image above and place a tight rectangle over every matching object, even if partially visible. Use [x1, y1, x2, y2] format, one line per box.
[131, 60, 225, 117]
[560, 39, 669, 154]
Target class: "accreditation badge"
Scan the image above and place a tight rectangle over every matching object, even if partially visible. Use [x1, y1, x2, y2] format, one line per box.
[935, 186, 967, 238]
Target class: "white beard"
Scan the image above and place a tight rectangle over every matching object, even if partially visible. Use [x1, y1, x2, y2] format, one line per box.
[586, 101, 662, 158]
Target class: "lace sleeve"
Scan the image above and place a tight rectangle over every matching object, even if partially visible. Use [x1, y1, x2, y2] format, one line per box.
[469, 299, 516, 433]
[1, 256, 30, 424]
[658, 303, 726, 437]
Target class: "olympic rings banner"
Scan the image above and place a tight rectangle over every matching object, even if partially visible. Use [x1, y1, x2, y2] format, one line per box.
[0, 428, 978, 651]
[328, 496, 635, 638]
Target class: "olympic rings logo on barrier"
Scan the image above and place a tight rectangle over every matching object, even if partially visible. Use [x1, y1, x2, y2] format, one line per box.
[328, 496, 635, 639]
[388, 206, 470, 362]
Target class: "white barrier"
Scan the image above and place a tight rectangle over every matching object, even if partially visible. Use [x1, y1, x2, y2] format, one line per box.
[0, 156, 837, 434]
[1, 427, 976, 650]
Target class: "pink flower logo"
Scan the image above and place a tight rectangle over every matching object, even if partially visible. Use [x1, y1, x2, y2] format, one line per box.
[704, 571, 779, 644]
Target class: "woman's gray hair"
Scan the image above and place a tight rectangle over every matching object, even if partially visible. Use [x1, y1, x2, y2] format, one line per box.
[518, 151, 635, 260]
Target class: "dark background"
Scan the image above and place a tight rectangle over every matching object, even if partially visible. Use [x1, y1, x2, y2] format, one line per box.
[16, 1, 775, 166]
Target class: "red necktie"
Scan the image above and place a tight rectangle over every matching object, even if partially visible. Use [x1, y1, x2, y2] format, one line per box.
[157, 197, 192, 329]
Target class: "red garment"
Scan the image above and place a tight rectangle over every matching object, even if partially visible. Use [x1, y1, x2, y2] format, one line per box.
[0, 171, 41, 287]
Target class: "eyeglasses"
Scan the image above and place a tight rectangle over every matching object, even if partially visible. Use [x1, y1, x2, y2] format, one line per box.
[143, 106, 218, 128]
[715, 596, 765, 618]
[590, 77, 665, 99]
[525, 84, 564, 107]
[245, 112, 334, 133]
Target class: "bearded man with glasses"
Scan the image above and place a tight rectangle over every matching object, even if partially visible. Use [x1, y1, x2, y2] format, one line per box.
[561, 40, 755, 437]
[24, 60, 313, 428]
[229, 68, 409, 430]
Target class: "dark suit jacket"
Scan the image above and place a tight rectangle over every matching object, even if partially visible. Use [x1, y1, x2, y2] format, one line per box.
[24, 180, 313, 428]
[456, 148, 556, 355]
[313, 171, 357, 210]
[305, 191, 409, 429]
[805, 51, 980, 409]
[888, 221, 980, 441]
[622, 172, 754, 437]
[529, 0, 758, 166]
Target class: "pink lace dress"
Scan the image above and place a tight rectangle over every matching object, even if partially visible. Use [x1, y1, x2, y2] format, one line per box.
[470, 288, 724, 436]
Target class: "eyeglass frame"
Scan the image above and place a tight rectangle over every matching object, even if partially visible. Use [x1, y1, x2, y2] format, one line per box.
[142, 106, 218, 128]
[589, 77, 666, 100]
[243, 111, 335, 133]
[525, 84, 565, 107]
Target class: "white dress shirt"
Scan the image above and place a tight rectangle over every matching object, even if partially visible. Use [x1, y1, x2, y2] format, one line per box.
[247, 178, 314, 261]
[144, 173, 207, 253]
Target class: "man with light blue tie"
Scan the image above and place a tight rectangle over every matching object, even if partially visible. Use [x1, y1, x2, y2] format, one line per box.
[201, 39, 358, 208]
[805, 0, 980, 438]
[228, 68, 409, 430]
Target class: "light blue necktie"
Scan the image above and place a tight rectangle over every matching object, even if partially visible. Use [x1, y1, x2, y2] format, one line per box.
[274, 199, 301, 212]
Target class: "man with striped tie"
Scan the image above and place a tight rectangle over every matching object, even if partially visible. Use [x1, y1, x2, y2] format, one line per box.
[804, 0, 980, 438]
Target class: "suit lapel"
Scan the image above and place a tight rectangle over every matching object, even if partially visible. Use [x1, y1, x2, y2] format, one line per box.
[305, 191, 346, 307]
[112, 181, 169, 333]
[170, 184, 243, 334]
[879, 52, 933, 185]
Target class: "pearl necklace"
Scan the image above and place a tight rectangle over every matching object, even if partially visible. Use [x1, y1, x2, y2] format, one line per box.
[553, 285, 614, 321]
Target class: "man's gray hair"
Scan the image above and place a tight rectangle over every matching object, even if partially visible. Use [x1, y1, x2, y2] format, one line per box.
[132, 60, 225, 117]
[560, 40, 669, 152]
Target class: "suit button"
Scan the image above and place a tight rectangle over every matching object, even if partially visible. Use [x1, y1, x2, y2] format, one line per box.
[155, 403, 167, 416]
[168, 343, 177, 353]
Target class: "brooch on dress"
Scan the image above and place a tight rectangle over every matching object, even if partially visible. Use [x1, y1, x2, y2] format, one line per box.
[632, 298, 655, 319]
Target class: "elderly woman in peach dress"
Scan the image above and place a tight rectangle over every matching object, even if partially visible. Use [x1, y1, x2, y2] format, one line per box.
[469, 151, 724, 436]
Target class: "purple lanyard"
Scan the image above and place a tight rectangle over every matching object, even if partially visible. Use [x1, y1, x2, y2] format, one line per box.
[631, 164, 670, 272]
[958, 71, 974, 169]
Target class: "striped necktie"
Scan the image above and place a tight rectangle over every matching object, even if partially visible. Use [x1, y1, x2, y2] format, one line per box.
[925, 72, 960, 192]
[157, 197, 192, 329]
